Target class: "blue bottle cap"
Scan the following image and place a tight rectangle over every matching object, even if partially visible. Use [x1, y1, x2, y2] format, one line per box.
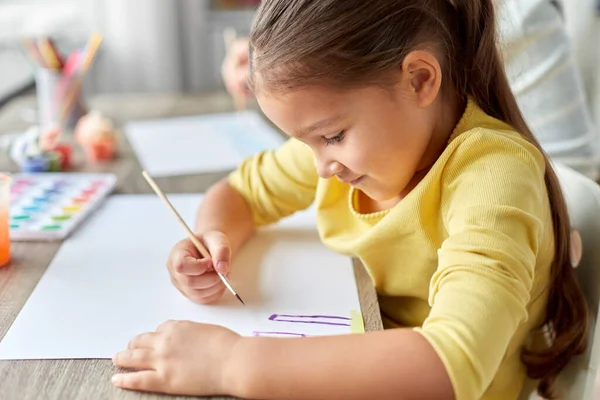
[21, 156, 48, 173]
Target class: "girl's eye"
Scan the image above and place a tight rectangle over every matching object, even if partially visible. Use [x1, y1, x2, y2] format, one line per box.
[324, 131, 345, 146]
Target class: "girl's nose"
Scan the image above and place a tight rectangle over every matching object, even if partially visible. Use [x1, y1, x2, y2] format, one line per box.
[316, 158, 344, 179]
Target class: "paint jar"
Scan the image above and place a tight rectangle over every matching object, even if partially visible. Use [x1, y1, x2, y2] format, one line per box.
[0, 173, 11, 267]
[36, 68, 86, 132]
[54, 143, 73, 169]
[44, 152, 61, 172]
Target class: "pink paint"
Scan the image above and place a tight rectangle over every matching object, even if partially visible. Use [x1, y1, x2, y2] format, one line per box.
[90, 180, 107, 188]
[81, 188, 97, 196]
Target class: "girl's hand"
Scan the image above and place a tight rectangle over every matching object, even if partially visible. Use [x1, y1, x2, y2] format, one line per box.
[166, 231, 231, 304]
[112, 320, 240, 396]
[221, 37, 251, 99]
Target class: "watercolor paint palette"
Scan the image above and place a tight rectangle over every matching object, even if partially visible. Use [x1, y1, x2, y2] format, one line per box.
[9, 173, 117, 241]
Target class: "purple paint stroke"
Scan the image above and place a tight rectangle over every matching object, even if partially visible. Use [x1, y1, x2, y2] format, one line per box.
[252, 331, 308, 337]
[269, 314, 351, 326]
[270, 314, 351, 320]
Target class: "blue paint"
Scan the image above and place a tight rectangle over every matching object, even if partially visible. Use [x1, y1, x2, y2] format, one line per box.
[22, 205, 42, 212]
[52, 180, 68, 187]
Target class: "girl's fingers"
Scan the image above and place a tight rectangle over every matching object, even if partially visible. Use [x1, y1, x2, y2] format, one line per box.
[193, 286, 226, 305]
[112, 371, 165, 393]
[188, 283, 226, 304]
[200, 232, 231, 275]
[127, 332, 159, 350]
[169, 239, 209, 276]
[177, 258, 212, 276]
[113, 348, 155, 370]
[184, 271, 222, 290]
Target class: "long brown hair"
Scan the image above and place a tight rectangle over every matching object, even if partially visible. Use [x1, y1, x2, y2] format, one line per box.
[249, 0, 589, 397]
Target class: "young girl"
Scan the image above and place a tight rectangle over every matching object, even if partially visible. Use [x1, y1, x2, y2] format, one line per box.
[111, 0, 589, 399]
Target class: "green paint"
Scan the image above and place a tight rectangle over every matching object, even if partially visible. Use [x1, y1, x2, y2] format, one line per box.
[42, 225, 62, 231]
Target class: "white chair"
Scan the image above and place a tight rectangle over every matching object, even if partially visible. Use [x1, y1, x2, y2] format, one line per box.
[520, 163, 600, 399]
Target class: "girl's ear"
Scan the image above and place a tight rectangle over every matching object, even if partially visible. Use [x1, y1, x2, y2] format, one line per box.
[400, 50, 443, 108]
[570, 228, 583, 268]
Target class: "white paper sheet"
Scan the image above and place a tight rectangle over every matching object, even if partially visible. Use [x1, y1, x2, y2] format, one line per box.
[124, 111, 286, 177]
[0, 194, 362, 360]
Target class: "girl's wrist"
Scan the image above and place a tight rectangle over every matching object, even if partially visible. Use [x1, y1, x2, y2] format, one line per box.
[221, 335, 255, 398]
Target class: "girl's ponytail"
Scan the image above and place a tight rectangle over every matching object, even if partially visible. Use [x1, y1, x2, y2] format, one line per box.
[449, 0, 589, 397]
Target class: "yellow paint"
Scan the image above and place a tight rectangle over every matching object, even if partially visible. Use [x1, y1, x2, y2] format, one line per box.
[350, 309, 365, 334]
[63, 205, 81, 213]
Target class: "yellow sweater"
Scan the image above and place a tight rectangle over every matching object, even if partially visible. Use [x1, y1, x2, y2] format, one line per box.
[228, 98, 554, 400]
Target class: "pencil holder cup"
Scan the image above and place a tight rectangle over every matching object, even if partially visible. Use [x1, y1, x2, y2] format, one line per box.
[0, 173, 11, 267]
[36, 68, 87, 133]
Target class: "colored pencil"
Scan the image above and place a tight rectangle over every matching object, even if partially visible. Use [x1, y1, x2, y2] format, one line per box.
[20, 38, 46, 68]
[38, 37, 62, 69]
[80, 33, 102, 73]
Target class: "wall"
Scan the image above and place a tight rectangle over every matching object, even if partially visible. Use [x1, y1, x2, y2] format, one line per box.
[86, 0, 254, 94]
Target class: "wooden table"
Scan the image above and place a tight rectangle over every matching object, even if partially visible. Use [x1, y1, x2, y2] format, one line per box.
[0, 92, 383, 400]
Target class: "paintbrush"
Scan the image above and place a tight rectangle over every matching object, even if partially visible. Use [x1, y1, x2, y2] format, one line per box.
[142, 170, 245, 305]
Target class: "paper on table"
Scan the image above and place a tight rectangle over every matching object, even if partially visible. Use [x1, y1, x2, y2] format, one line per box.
[0, 194, 362, 360]
[124, 111, 286, 177]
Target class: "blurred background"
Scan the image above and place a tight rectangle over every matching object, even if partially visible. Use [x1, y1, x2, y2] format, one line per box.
[0, 1, 595, 94]
[0, 0, 597, 179]
[0, 0, 597, 146]
[0, 0, 260, 101]
[0, 0, 595, 107]
[0, 0, 596, 168]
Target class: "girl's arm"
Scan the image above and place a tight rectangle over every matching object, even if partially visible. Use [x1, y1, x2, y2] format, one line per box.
[193, 177, 256, 256]
[195, 137, 319, 256]
[227, 328, 454, 400]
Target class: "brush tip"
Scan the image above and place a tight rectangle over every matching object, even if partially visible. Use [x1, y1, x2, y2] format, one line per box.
[236, 294, 245, 305]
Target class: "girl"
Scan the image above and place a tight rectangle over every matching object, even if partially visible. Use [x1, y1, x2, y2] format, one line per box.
[222, 0, 600, 181]
[111, 1, 589, 399]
